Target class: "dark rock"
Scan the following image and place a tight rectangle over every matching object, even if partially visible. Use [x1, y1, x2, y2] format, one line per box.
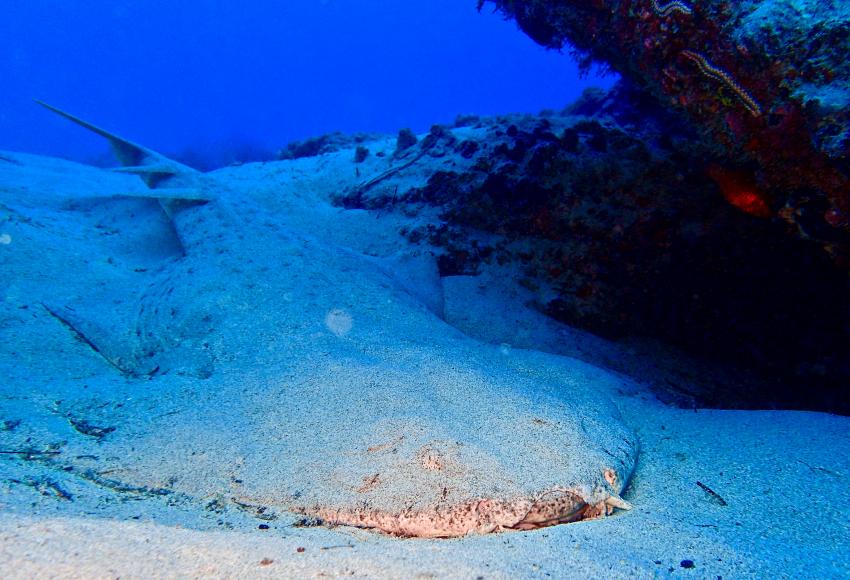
[454, 113, 481, 128]
[395, 128, 418, 155]
[456, 140, 480, 159]
[279, 132, 382, 160]
[354, 145, 369, 163]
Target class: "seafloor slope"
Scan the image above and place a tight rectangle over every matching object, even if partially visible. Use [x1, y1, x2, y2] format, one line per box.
[0, 120, 848, 576]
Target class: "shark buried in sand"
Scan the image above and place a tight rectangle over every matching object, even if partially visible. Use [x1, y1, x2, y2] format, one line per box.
[0, 102, 637, 537]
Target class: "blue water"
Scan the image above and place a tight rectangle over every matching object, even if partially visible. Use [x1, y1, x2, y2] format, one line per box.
[0, 0, 614, 167]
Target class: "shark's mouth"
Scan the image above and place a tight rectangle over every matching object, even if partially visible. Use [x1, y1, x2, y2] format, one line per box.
[295, 488, 632, 539]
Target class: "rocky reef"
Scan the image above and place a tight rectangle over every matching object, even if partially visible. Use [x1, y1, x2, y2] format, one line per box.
[340, 80, 850, 413]
[481, 0, 850, 268]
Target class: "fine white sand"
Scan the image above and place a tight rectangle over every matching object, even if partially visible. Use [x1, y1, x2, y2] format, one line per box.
[2, 406, 847, 578]
[1, 139, 848, 578]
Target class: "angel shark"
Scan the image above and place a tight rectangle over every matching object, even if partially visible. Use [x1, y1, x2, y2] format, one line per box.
[0, 103, 637, 537]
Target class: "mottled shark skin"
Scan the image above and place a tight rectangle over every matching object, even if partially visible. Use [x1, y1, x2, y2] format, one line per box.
[24, 104, 639, 538]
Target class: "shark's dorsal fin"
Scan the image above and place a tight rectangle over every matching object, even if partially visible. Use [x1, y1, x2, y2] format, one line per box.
[35, 100, 199, 188]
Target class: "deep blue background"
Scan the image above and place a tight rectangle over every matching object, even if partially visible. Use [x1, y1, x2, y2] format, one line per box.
[0, 0, 614, 168]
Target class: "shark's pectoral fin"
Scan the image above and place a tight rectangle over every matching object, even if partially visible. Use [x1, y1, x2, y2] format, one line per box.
[41, 302, 156, 379]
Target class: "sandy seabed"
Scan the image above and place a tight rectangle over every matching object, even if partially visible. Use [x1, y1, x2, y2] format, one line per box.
[0, 138, 848, 578]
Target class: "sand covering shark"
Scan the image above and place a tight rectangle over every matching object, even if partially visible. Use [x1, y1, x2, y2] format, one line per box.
[0, 104, 637, 538]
